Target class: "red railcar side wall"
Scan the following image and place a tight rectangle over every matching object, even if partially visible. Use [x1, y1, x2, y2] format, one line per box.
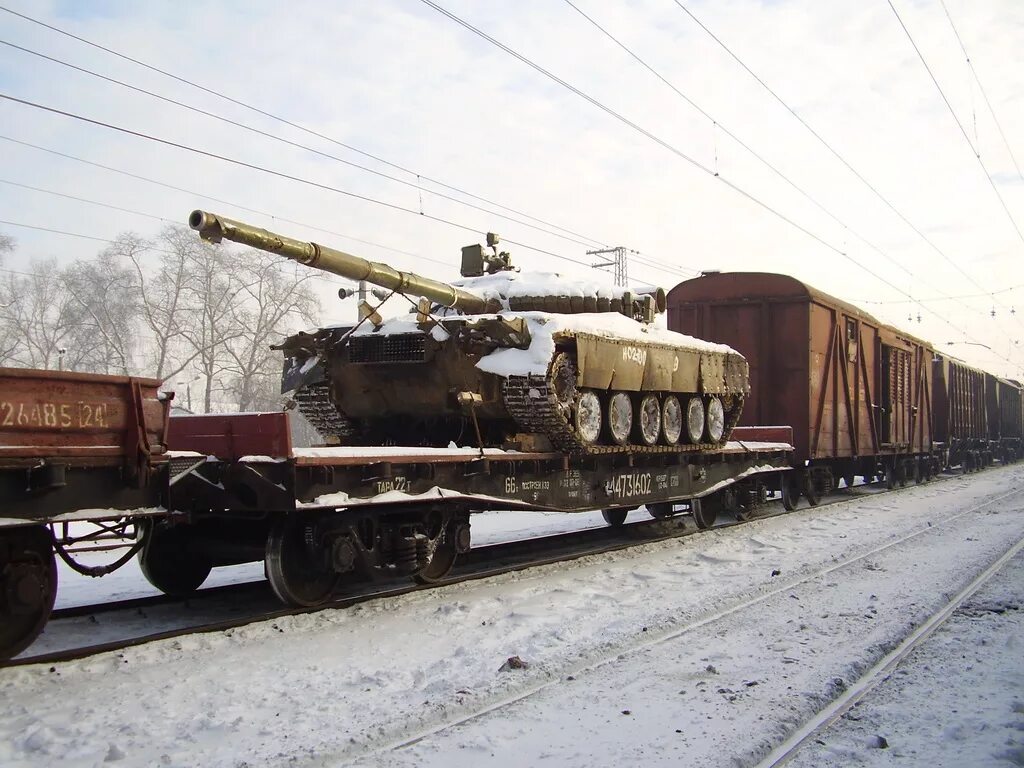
[937, 357, 989, 442]
[668, 296, 810, 459]
[668, 272, 935, 464]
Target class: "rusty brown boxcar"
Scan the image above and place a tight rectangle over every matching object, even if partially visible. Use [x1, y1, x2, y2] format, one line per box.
[931, 357, 1022, 468]
[667, 272, 935, 499]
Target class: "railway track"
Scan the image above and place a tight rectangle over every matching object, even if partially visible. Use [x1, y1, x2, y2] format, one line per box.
[756, 528, 1024, 768]
[334, 480, 1024, 766]
[0, 469, 959, 668]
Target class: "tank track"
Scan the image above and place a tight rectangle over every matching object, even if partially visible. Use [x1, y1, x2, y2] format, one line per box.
[502, 374, 744, 456]
[292, 383, 358, 441]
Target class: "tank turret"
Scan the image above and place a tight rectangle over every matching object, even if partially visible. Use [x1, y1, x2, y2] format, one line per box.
[188, 210, 749, 453]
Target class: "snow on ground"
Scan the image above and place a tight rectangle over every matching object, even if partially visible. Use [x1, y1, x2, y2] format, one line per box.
[1, 467, 1021, 767]
[789, 546, 1024, 768]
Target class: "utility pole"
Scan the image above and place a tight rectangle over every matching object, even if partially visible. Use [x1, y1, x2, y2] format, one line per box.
[587, 246, 631, 286]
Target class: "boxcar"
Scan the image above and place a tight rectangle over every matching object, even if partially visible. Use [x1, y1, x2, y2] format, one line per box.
[667, 272, 935, 498]
[996, 377, 1023, 460]
[932, 354, 992, 469]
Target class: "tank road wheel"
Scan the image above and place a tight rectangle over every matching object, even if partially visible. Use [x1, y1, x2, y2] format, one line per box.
[661, 395, 683, 446]
[684, 396, 705, 444]
[575, 390, 603, 445]
[266, 515, 340, 607]
[635, 394, 662, 446]
[705, 396, 726, 444]
[602, 508, 629, 527]
[780, 473, 798, 511]
[690, 496, 718, 530]
[0, 526, 57, 661]
[415, 520, 469, 584]
[138, 522, 212, 597]
[607, 392, 633, 446]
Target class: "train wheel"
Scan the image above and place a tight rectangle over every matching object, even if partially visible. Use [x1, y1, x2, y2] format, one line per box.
[885, 465, 896, 489]
[266, 515, 339, 607]
[913, 459, 922, 484]
[897, 461, 908, 487]
[0, 526, 57, 661]
[705, 396, 725, 444]
[413, 541, 457, 584]
[690, 496, 717, 530]
[635, 394, 662, 446]
[684, 396, 705, 444]
[575, 390, 603, 445]
[661, 395, 683, 446]
[607, 392, 633, 446]
[138, 522, 212, 597]
[842, 472, 855, 489]
[602, 508, 628, 526]
[647, 503, 675, 520]
[803, 473, 821, 506]
[780, 473, 798, 511]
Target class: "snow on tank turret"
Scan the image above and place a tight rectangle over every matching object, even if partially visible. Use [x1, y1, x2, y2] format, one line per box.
[189, 210, 749, 453]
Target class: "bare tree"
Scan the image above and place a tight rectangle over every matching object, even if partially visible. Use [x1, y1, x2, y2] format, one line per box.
[225, 254, 319, 411]
[63, 249, 139, 375]
[0, 233, 13, 254]
[0, 258, 86, 370]
[176, 237, 249, 412]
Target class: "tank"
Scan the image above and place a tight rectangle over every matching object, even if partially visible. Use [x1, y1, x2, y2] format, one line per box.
[189, 210, 749, 453]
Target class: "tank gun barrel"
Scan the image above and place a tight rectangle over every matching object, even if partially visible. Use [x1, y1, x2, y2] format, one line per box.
[188, 210, 493, 314]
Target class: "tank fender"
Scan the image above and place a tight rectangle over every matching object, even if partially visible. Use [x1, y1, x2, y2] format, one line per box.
[281, 354, 326, 394]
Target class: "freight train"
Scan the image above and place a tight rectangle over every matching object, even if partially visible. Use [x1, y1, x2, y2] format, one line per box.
[668, 271, 1022, 503]
[1, 270, 1019, 660]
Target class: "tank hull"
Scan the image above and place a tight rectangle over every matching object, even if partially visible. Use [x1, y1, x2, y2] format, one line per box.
[282, 312, 749, 453]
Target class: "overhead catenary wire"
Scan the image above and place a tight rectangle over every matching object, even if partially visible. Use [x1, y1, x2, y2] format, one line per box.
[0, 94, 694, 283]
[561, 0, 1001, 323]
[0, 134, 442, 269]
[0, 38, 608, 252]
[887, 0, 1024, 252]
[673, 0, 1019, 318]
[0, 4, 609, 250]
[0, 180, 361, 293]
[415, 0, 1022, 369]
[938, 0, 1024, 183]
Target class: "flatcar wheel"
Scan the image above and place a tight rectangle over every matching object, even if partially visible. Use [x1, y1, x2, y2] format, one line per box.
[803, 473, 821, 507]
[607, 392, 633, 446]
[690, 496, 717, 530]
[636, 394, 662, 446]
[647, 503, 675, 520]
[0, 526, 57, 661]
[575, 390, 603, 445]
[138, 522, 212, 596]
[602, 508, 628, 526]
[661, 395, 683, 445]
[780, 473, 798, 511]
[684, 396, 705, 444]
[413, 539, 458, 584]
[705, 396, 725, 444]
[266, 515, 339, 607]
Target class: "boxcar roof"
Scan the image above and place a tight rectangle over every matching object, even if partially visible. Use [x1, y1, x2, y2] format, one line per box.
[667, 271, 935, 350]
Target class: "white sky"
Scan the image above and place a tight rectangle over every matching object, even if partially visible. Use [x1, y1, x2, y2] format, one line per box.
[0, 0, 1022, 376]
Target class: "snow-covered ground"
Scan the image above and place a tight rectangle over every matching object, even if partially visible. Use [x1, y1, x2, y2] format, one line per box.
[2, 466, 1021, 767]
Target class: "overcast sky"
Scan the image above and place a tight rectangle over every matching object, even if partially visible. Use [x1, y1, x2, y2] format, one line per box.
[1, 0, 1021, 376]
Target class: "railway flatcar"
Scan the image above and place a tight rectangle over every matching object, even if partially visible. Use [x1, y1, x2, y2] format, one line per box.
[0, 368, 170, 659]
[667, 272, 936, 500]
